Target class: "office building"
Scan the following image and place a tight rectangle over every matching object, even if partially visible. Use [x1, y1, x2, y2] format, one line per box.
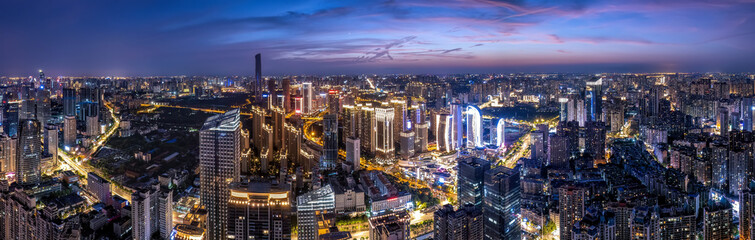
[451, 103, 463, 149]
[255, 53, 262, 101]
[228, 180, 291, 240]
[43, 124, 58, 163]
[345, 136, 360, 171]
[457, 157, 490, 207]
[199, 109, 241, 240]
[3, 101, 19, 137]
[482, 165, 520, 240]
[297, 185, 335, 240]
[374, 107, 394, 161]
[16, 119, 41, 185]
[466, 105, 483, 148]
[368, 211, 410, 240]
[35, 89, 50, 125]
[322, 114, 338, 169]
[63, 88, 77, 117]
[302, 82, 313, 114]
[63, 115, 76, 148]
[282, 79, 291, 113]
[399, 130, 414, 159]
[415, 121, 429, 153]
[435, 113, 453, 152]
[86, 115, 99, 136]
[87, 172, 112, 205]
[586, 79, 603, 121]
[434, 204, 483, 240]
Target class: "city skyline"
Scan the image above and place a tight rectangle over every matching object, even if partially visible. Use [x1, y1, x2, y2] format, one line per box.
[1, 0, 754, 76]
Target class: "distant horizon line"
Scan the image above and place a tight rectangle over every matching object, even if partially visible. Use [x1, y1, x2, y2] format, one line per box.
[1, 71, 753, 79]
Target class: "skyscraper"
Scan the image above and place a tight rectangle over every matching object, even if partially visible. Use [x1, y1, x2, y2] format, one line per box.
[374, 107, 395, 161]
[43, 124, 58, 165]
[87, 172, 112, 205]
[434, 204, 484, 240]
[35, 89, 50, 125]
[457, 157, 490, 207]
[327, 89, 339, 114]
[16, 119, 41, 185]
[559, 185, 585, 240]
[586, 79, 603, 122]
[63, 115, 76, 148]
[451, 103, 463, 149]
[200, 109, 241, 240]
[302, 82, 313, 114]
[0, 134, 17, 175]
[703, 200, 732, 240]
[744, 98, 754, 132]
[482, 165, 520, 240]
[86, 115, 99, 136]
[741, 182, 755, 240]
[297, 185, 335, 240]
[227, 180, 291, 240]
[3, 101, 19, 137]
[466, 105, 483, 149]
[322, 114, 338, 169]
[717, 106, 729, 137]
[346, 136, 360, 171]
[132, 183, 173, 240]
[282, 79, 291, 113]
[255, 53, 262, 102]
[62, 88, 77, 117]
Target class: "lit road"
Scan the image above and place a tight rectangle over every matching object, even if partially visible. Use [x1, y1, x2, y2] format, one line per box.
[57, 101, 133, 202]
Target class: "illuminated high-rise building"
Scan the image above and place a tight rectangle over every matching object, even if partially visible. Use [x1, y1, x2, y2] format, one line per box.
[435, 113, 453, 152]
[284, 122, 302, 171]
[272, 107, 284, 150]
[62, 88, 77, 117]
[282, 79, 291, 113]
[322, 114, 338, 169]
[373, 107, 394, 161]
[35, 89, 50, 125]
[559, 185, 585, 240]
[297, 185, 335, 240]
[302, 83, 313, 114]
[496, 119, 505, 149]
[703, 200, 732, 240]
[466, 105, 483, 149]
[3, 100, 19, 137]
[586, 79, 603, 122]
[43, 124, 57, 165]
[63, 115, 76, 148]
[228, 180, 291, 240]
[255, 53, 262, 102]
[86, 115, 99, 136]
[0, 134, 17, 175]
[399, 131, 414, 159]
[483, 165, 520, 240]
[199, 109, 241, 240]
[327, 89, 339, 114]
[16, 119, 41, 185]
[741, 182, 755, 240]
[457, 157, 490, 207]
[346, 136, 360, 171]
[450, 103, 463, 149]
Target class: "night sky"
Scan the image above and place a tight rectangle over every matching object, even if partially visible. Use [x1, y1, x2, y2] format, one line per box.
[1, 0, 754, 76]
